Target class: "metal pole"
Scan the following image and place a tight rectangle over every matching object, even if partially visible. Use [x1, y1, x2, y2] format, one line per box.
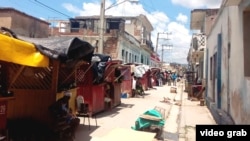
[161, 45, 164, 69]
[155, 32, 159, 53]
[99, 0, 105, 54]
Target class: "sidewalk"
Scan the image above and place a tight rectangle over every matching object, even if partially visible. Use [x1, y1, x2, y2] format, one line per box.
[177, 82, 216, 141]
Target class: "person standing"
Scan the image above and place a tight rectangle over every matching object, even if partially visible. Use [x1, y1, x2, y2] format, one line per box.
[156, 70, 163, 87]
[131, 73, 137, 97]
[135, 77, 144, 96]
[171, 72, 177, 86]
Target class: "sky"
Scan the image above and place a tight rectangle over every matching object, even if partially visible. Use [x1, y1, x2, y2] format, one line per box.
[0, 0, 223, 64]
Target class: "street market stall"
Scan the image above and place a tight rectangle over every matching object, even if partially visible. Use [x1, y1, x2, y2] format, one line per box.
[103, 60, 124, 108]
[119, 64, 132, 97]
[133, 64, 149, 91]
[150, 67, 161, 87]
[76, 54, 111, 114]
[0, 27, 94, 139]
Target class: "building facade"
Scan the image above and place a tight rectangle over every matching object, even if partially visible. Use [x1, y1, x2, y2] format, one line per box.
[188, 0, 250, 124]
[0, 8, 50, 38]
[50, 14, 157, 66]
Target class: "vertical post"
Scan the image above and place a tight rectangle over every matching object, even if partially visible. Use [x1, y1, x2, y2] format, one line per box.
[99, 0, 105, 54]
[155, 33, 160, 53]
[161, 45, 164, 69]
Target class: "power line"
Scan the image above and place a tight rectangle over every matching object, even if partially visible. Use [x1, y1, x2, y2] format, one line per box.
[34, 0, 72, 19]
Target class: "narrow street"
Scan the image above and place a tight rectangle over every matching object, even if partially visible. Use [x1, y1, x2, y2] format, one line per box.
[74, 80, 216, 141]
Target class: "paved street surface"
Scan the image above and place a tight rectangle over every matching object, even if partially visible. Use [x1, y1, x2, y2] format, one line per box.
[74, 80, 216, 141]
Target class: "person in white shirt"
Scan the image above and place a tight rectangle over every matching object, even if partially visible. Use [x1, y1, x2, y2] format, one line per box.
[131, 73, 136, 97]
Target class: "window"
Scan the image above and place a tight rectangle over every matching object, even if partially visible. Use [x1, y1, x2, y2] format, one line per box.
[141, 54, 144, 63]
[71, 21, 80, 32]
[122, 49, 125, 60]
[125, 51, 128, 63]
[125, 20, 131, 24]
[109, 21, 120, 29]
[106, 19, 122, 33]
[129, 53, 132, 62]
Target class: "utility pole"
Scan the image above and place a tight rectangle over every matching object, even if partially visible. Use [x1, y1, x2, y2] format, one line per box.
[161, 44, 173, 69]
[155, 32, 172, 68]
[98, 0, 137, 54]
[155, 32, 171, 53]
[99, 0, 105, 54]
[155, 33, 160, 53]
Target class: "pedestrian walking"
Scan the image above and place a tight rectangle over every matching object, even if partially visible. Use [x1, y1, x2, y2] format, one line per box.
[156, 70, 163, 87]
[171, 72, 177, 86]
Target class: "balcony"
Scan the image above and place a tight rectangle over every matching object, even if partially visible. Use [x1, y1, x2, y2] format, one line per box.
[141, 39, 154, 52]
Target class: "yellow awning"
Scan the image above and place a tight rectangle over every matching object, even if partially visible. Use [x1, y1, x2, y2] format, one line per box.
[0, 34, 49, 67]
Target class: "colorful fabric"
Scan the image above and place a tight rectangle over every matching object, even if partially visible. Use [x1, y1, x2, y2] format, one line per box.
[0, 34, 49, 67]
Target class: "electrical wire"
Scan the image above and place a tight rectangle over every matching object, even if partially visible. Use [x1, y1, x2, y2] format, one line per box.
[33, 0, 73, 19]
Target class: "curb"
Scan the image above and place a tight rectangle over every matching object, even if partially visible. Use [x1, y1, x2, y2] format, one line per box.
[177, 82, 186, 141]
[162, 81, 184, 141]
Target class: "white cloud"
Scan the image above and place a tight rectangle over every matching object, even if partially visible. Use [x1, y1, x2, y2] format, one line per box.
[171, 0, 223, 9]
[105, 2, 146, 16]
[176, 13, 188, 24]
[154, 21, 191, 64]
[62, 3, 81, 14]
[79, 2, 102, 16]
[63, 0, 192, 64]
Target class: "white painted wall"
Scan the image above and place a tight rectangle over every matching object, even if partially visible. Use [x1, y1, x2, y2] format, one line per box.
[207, 4, 250, 124]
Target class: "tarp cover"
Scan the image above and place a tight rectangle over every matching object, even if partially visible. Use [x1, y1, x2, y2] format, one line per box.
[131, 109, 165, 130]
[20, 36, 94, 66]
[92, 54, 112, 84]
[0, 32, 94, 67]
[134, 65, 149, 78]
[0, 33, 49, 67]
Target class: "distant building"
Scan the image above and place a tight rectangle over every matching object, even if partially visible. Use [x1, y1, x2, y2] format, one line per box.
[0, 7, 50, 38]
[49, 14, 160, 66]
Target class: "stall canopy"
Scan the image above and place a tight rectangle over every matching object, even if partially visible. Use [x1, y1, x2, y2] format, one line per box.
[0, 28, 94, 67]
[19, 36, 94, 67]
[0, 33, 48, 67]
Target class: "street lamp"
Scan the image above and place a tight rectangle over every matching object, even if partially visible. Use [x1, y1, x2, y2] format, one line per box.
[98, 0, 139, 54]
